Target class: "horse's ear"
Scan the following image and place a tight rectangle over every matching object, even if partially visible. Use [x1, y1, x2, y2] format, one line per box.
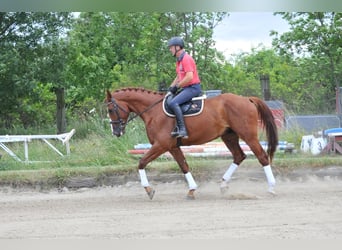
[106, 90, 112, 101]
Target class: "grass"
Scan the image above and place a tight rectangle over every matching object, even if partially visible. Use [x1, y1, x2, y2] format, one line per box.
[1, 154, 342, 190]
[1, 118, 342, 189]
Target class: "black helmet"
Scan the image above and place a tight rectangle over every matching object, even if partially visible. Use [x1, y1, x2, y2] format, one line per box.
[167, 37, 184, 48]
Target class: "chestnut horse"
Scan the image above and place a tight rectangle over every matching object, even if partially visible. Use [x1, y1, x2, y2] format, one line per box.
[105, 87, 278, 200]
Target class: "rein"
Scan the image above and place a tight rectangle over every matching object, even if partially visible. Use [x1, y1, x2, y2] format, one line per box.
[126, 97, 164, 124]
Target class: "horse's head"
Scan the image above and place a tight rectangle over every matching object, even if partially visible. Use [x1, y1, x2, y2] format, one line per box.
[105, 90, 129, 137]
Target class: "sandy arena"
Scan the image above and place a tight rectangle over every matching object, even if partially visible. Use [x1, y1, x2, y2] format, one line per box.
[0, 166, 342, 239]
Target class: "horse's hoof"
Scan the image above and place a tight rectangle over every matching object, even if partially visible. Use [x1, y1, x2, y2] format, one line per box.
[220, 187, 229, 195]
[147, 189, 155, 200]
[220, 182, 229, 195]
[145, 187, 155, 200]
[186, 194, 195, 200]
[268, 188, 276, 196]
[186, 190, 196, 200]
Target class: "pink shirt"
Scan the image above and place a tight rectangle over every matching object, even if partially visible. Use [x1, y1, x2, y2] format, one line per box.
[176, 52, 200, 87]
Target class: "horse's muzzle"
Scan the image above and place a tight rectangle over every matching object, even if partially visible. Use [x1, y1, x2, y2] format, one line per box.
[112, 130, 124, 137]
[110, 119, 126, 137]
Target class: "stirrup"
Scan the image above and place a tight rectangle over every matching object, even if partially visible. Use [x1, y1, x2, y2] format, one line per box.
[171, 126, 179, 137]
[177, 130, 188, 138]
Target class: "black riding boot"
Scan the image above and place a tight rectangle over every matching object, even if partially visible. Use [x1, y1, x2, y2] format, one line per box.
[171, 104, 188, 138]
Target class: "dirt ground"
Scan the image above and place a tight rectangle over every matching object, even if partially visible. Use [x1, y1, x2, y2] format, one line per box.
[0, 166, 342, 239]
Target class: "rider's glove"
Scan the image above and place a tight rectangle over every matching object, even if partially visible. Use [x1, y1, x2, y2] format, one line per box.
[169, 86, 178, 94]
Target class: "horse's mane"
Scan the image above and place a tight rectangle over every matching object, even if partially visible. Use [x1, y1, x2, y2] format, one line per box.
[114, 87, 164, 96]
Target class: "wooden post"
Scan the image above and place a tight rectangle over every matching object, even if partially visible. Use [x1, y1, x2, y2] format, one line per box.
[55, 87, 66, 134]
[260, 74, 270, 101]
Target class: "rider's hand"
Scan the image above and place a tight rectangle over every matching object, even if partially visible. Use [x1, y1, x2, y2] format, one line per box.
[169, 86, 178, 94]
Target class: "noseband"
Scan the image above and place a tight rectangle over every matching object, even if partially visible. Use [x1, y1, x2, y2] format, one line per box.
[107, 97, 129, 134]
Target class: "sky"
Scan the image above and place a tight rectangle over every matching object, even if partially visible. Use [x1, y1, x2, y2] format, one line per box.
[213, 12, 290, 60]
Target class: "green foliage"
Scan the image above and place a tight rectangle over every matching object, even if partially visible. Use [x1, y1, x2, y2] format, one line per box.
[65, 12, 229, 97]
[278, 127, 306, 151]
[0, 12, 73, 131]
[0, 115, 148, 171]
[1, 11, 342, 134]
[272, 12, 342, 112]
[2, 116, 342, 175]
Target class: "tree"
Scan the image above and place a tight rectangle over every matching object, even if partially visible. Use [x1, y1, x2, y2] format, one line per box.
[271, 12, 342, 113]
[37, 39, 72, 133]
[222, 47, 297, 99]
[0, 12, 230, 132]
[0, 12, 73, 132]
[66, 12, 229, 101]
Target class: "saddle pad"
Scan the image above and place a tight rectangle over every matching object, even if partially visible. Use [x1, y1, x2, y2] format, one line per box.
[163, 93, 206, 117]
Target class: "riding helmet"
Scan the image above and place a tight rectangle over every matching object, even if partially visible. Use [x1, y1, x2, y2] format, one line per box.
[167, 37, 184, 48]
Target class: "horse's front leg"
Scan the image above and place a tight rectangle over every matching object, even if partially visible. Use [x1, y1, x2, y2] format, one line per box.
[169, 147, 198, 200]
[138, 144, 166, 200]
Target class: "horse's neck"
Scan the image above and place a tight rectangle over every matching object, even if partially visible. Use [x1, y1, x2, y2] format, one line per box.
[128, 99, 149, 112]
[126, 94, 161, 115]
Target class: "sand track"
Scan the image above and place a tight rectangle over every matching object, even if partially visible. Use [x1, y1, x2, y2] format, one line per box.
[0, 166, 342, 239]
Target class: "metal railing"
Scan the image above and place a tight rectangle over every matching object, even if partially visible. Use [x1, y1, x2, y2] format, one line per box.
[0, 129, 76, 163]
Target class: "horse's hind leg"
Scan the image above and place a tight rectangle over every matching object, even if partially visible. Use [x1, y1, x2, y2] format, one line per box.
[245, 138, 276, 194]
[220, 129, 247, 193]
[219, 131, 242, 194]
[169, 147, 198, 200]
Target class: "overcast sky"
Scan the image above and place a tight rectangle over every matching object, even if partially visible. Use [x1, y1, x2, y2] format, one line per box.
[213, 12, 290, 60]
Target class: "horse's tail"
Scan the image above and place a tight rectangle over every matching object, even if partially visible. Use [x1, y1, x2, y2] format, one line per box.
[249, 97, 278, 163]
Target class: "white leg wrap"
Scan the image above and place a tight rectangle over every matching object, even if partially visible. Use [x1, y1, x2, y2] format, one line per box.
[222, 163, 238, 182]
[139, 169, 150, 187]
[263, 165, 276, 191]
[185, 172, 198, 190]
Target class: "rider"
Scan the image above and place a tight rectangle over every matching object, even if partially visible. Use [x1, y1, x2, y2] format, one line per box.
[167, 36, 202, 138]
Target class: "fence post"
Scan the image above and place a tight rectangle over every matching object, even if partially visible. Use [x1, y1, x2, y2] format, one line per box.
[260, 74, 270, 101]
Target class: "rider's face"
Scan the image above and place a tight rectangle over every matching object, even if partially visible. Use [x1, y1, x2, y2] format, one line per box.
[169, 45, 181, 56]
[169, 46, 176, 55]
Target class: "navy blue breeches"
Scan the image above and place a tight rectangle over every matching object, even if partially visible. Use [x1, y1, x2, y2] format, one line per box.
[168, 84, 201, 109]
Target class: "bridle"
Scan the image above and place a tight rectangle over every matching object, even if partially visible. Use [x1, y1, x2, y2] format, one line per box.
[106, 96, 164, 135]
[107, 97, 128, 134]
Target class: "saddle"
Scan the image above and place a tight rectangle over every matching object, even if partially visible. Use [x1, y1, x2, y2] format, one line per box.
[163, 92, 206, 117]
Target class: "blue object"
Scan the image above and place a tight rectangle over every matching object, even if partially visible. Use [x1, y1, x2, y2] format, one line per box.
[323, 128, 342, 136]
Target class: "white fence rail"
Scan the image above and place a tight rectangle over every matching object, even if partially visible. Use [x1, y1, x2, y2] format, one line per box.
[0, 129, 76, 163]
